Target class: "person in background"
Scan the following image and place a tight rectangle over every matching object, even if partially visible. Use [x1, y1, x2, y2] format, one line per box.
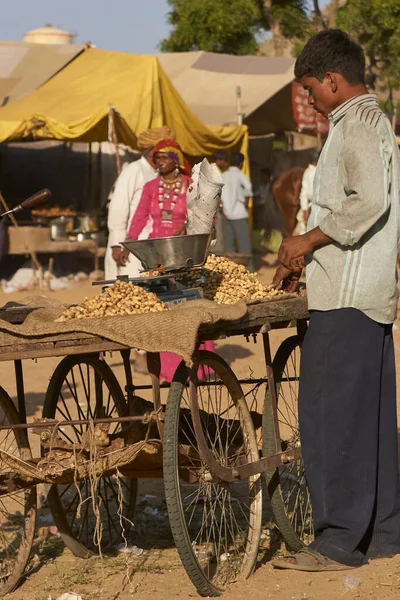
[128, 138, 191, 240]
[212, 149, 229, 252]
[221, 152, 253, 269]
[295, 149, 320, 235]
[212, 149, 229, 172]
[128, 138, 215, 381]
[105, 126, 174, 280]
[254, 167, 272, 225]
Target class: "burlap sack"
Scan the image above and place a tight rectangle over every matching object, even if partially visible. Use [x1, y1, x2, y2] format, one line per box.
[0, 296, 247, 367]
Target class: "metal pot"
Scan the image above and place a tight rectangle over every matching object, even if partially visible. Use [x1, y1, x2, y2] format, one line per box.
[50, 219, 67, 240]
[122, 234, 211, 272]
[76, 231, 92, 242]
[75, 215, 93, 231]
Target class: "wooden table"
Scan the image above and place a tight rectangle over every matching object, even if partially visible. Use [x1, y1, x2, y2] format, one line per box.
[7, 226, 105, 270]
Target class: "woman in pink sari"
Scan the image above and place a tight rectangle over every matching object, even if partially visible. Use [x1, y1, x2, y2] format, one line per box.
[127, 139, 214, 382]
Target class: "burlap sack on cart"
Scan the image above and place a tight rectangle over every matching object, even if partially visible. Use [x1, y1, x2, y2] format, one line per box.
[186, 159, 224, 235]
[0, 296, 247, 366]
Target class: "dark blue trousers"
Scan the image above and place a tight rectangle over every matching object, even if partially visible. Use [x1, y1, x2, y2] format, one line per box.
[299, 308, 400, 566]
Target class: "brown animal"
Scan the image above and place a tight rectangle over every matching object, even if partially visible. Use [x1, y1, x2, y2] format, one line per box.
[272, 167, 305, 237]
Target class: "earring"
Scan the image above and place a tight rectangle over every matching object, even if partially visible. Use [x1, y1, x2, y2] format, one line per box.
[175, 168, 180, 177]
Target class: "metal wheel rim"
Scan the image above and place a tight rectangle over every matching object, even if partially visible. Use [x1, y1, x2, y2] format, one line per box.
[274, 342, 313, 544]
[175, 356, 262, 588]
[44, 357, 134, 553]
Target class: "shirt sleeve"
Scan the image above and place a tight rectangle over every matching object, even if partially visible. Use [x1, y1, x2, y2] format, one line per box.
[107, 165, 136, 247]
[127, 182, 153, 240]
[240, 172, 253, 198]
[318, 120, 392, 246]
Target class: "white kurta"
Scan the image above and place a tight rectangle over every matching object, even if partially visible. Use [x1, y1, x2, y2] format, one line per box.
[295, 164, 317, 235]
[105, 156, 157, 279]
[299, 164, 317, 211]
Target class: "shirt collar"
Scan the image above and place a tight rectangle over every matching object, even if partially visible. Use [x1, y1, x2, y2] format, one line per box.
[329, 93, 378, 125]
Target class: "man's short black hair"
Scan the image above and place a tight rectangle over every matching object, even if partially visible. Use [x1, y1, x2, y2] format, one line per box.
[213, 149, 229, 162]
[231, 152, 245, 167]
[295, 29, 365, 85]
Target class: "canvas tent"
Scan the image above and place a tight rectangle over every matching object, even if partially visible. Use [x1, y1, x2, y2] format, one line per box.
[0, 47, 248, 163]
[157, 51, 297, 135]
[0, 41, 86, 106]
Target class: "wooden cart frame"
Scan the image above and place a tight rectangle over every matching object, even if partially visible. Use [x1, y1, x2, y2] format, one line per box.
[0, 297, 310, 597]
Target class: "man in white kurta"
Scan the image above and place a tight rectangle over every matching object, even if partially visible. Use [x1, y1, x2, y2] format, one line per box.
[105, 126, 174, 279]
[295, 150, 320, 235]
[105, 155, 157, 278]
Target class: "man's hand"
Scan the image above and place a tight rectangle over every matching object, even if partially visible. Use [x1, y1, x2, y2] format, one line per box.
[271, 227, 332, 293]
[112, 246, 130, 267]
[279, 227, 332, 270]
[278, 236, 313, 270]
[271, 264, 303, 293]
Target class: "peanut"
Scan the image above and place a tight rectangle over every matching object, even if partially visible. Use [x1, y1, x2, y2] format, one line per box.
[56, 280, 168, 321]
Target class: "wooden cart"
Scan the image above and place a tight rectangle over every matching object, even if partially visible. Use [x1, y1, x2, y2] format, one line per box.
[0, 296, 310, 597]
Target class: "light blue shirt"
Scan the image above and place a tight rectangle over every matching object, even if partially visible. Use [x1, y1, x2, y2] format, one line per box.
[307, 94, 400, 324]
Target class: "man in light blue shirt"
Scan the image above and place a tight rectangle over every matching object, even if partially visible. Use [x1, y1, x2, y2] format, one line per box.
[272, 29, 400, 573]
[221, 152, 252, 256]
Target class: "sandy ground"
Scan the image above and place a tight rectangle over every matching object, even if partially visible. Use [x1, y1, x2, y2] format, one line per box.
[1, 257, 400, 600]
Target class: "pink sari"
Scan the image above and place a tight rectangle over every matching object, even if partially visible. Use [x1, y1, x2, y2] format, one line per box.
[160, 341, 215, 383]
[128, 175, 215, 382]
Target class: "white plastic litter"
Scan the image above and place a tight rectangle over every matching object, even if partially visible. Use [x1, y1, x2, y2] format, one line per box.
[117, 543, 144, 556]
[220, 552, 230, 562]
[56, 593, 83, 600]
[48, 276, 68, 291]
[2, 268, 36, 293]
[343, 575, 361, 591]
[74, 272, 89, 282]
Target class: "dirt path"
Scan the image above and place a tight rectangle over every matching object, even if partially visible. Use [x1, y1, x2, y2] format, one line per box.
[1, 260, 400, 600]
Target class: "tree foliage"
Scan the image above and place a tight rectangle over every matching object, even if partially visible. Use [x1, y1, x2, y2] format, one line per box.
[336, 0, 400, 96]
[159, 0, 266, 55]
[159, 0, 316, 55]
[160, 0, 400, 102]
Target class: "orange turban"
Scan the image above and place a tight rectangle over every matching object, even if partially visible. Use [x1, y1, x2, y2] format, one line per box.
[137, 126, 175, 151]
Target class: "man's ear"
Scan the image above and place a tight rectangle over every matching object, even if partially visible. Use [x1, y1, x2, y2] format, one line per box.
[325, 72, 338, 93]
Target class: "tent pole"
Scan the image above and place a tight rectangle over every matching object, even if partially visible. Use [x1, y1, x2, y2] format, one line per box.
[392, 106, 397, 133]
[236, 86, 243, 126]
[108, 106, 121, 176]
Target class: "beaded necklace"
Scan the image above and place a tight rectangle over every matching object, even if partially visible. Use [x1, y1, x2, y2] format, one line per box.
[158, 176, 182, 222]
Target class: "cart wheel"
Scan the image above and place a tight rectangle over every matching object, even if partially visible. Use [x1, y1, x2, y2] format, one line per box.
[164, 350, 262, 597]
[42, 355, 137, 557]
[262, 335, 313, 551]
[0, 386, 36, 596]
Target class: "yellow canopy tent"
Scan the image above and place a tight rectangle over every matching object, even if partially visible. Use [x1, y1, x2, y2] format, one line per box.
[0, 48, 248, 166]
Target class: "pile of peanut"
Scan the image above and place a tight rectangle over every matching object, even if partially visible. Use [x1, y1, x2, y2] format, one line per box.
[56, 280, 167, 321]
[182, 255, 284, 305]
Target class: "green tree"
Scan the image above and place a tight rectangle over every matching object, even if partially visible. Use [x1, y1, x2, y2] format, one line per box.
[337, 0, 400, 100]
[159, 0, 266, 55]
[159, 0, 320, 56]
